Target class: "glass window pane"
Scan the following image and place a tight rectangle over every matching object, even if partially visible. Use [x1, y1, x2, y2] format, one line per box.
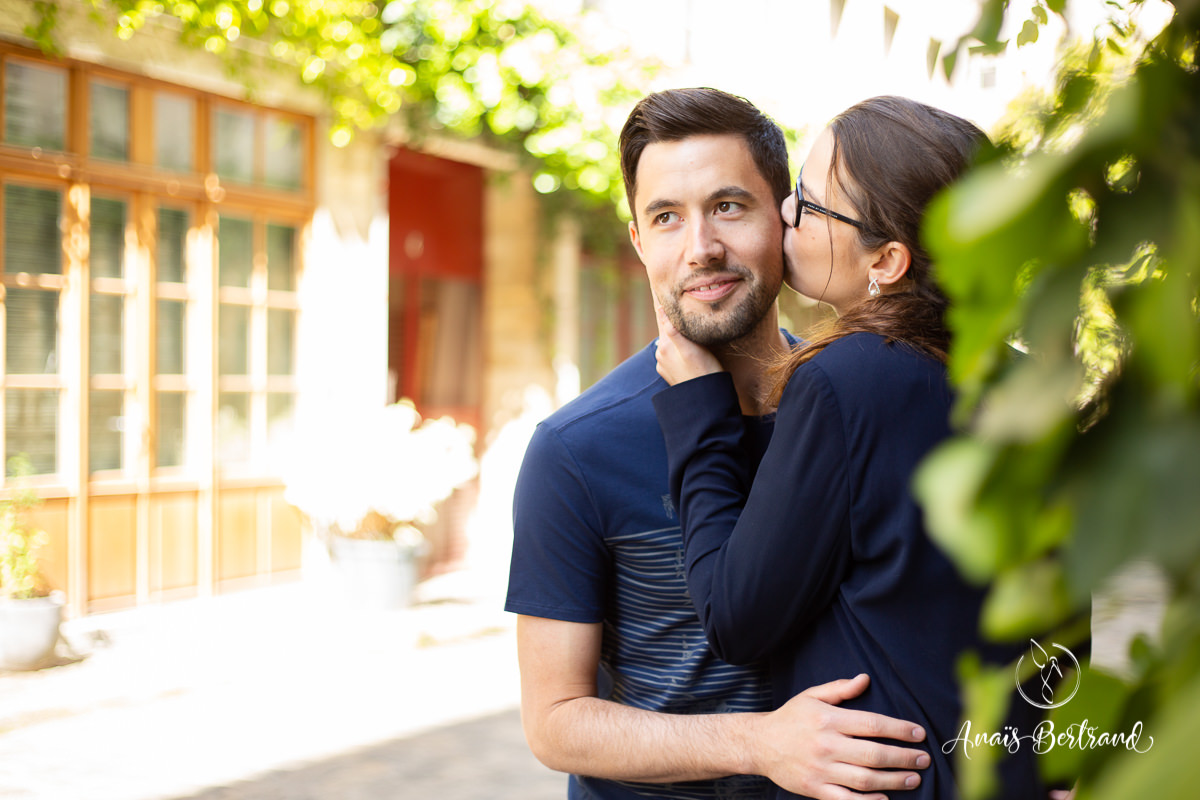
[90, 197, 126, 279]
[266, 223, 296, 291]
[263, 117, 302, 190]
[213, 108, 255, 184]
[90, 81, 129, 162]
[4, 184, 62, 275]
[156, 391, 186, 468]
[4, 62, 66, 151]
[267, 309, 294, 376]
[89, 390, 124, 472]
[157, 207, 189, 283]
[157, 299, 186, 375]
[5, 288, 58, 374]
[90, 293, 124, 375]
[219, 304, 250, 375]
[154, 93, 194, 172]
[218, 216, 253, 288]
[6, 389, 57, 476]
[217, 392, 250, 465]
[267, 392, 294, 468]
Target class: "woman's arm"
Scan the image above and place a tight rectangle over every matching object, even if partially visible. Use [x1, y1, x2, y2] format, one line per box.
[653, 367, 852, 665]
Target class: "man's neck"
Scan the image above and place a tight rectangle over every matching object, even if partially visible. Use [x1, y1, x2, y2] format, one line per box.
[711, 308, 790, 416]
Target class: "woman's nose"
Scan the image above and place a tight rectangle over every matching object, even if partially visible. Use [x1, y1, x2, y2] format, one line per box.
[780, 192, 796, 227]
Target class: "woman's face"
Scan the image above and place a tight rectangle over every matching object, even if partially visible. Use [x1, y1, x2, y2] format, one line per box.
[780, 127, 873, 315]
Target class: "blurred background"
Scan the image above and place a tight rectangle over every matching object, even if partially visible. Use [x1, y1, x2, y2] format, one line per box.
[0, 0, 1183, 798]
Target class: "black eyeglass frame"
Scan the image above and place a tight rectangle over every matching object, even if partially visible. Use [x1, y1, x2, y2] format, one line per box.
[791, 168, 874, 234]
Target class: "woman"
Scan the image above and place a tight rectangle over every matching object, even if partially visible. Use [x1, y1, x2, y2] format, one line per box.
[652, 96, 1042, 799]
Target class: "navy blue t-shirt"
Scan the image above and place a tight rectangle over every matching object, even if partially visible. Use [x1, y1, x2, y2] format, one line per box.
[507, 342, 778, 800]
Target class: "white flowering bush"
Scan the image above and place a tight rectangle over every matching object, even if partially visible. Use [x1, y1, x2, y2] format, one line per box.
[284, 400, 478, 542]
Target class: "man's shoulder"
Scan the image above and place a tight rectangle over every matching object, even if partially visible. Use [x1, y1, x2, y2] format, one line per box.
[538, 344, 663, 438]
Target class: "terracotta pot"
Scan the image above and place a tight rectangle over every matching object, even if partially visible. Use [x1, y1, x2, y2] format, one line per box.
[0, 591, 64, 671]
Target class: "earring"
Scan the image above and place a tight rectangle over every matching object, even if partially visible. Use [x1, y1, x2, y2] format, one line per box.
[868, 276, 881, 298]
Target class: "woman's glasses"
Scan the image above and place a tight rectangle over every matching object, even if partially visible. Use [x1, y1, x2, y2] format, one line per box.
[791, 168, 872, 233]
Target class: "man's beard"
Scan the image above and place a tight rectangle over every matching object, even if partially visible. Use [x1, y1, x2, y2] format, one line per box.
[662, 264, 777, 348]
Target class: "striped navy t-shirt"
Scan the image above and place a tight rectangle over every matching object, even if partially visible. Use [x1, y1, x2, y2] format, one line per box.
[507, 342, 778, 800]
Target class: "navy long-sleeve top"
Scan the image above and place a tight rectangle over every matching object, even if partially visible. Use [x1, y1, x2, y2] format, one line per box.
[653, 332, 1040, 800]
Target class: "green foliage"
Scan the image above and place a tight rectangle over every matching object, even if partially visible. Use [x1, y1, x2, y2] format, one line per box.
[917, 2, 1200, 796]
[32, 0, 656, 221]
[23, 0, 62, 55]
[0, 455, 50, 601]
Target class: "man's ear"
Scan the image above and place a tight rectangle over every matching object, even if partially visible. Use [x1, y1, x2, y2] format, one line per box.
[629, 219, 645, 262]
[868, 241, 911, 287]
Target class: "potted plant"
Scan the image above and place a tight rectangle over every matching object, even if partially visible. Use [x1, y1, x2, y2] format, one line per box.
[283, 399, 478, 609]
[0, 454, 65, 671]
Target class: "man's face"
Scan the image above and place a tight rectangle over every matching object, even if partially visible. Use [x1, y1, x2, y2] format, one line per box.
[628, 134, 783, 348]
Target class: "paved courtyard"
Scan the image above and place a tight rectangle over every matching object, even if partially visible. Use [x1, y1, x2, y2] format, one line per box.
[0, 572, 565, 800]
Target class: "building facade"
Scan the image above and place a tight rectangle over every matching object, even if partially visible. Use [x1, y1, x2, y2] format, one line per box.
[0, 2, 624, 616]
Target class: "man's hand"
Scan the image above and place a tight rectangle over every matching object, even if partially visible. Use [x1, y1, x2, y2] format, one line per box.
[751, 674, 930, 800]
[653, 297, 723, 385]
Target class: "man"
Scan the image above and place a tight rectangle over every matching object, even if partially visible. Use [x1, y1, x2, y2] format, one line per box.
[507, 88, 930, 800]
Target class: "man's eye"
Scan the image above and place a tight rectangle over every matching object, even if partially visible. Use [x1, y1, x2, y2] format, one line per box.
[655, 212, 678, 225]
[715, 201, 741, 214]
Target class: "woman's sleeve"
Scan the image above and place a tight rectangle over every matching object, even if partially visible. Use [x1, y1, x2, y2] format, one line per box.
[652, 367, 852, 665]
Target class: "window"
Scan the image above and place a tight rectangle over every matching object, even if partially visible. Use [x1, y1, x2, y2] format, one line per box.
[90, 80, 130, 162]
[3, 183, 63, 475]
[216, 214, 300, 470]
[155, 206, 190, 470]
[154, 93, 194, 173]
[4, 60, 66, 151]
[213, 105, 306, 191]
[214, 108, 255, 185]
[89, 195, 131, 473]
[264, 118, 303, 191]
[0, 48, 315, 605]
[1, 51, 311, 483]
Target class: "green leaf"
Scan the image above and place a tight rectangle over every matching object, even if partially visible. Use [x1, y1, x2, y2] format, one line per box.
[971, 0, 1007, 46]
[1018, 19, 1040, 47]
[1087, 672, 1200, 800]
[913, 437, 1004, 583]
[1064, 404, 1200, 599]
[1040, 666, 1135, 783]
[942, 46, 959, 82]
[981, 559, 1072, 640]
[952, 652, 1014, 800]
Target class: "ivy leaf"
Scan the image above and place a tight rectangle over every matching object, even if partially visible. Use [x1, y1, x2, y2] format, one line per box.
[1018, 19, 1040, 47]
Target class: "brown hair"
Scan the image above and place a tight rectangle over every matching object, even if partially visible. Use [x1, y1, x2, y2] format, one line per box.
[619, 88, 791, 222]
[769, 96, 988, 404]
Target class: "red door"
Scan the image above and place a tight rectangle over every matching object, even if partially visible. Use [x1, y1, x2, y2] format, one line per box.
[387, 148, 483, 435]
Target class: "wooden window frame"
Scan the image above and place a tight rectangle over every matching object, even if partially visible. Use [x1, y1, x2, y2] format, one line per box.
[0, 43, 314, 494]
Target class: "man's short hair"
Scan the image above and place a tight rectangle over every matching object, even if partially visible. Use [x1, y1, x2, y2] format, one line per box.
[619, 88, 791, 224]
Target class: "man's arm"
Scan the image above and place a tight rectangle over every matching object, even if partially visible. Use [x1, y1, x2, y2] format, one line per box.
[517, 614, 932, 800]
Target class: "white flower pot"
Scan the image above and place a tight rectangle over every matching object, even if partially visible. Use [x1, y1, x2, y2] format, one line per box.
[328, 537, 420, 610]
[0, 591, 64, 671]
